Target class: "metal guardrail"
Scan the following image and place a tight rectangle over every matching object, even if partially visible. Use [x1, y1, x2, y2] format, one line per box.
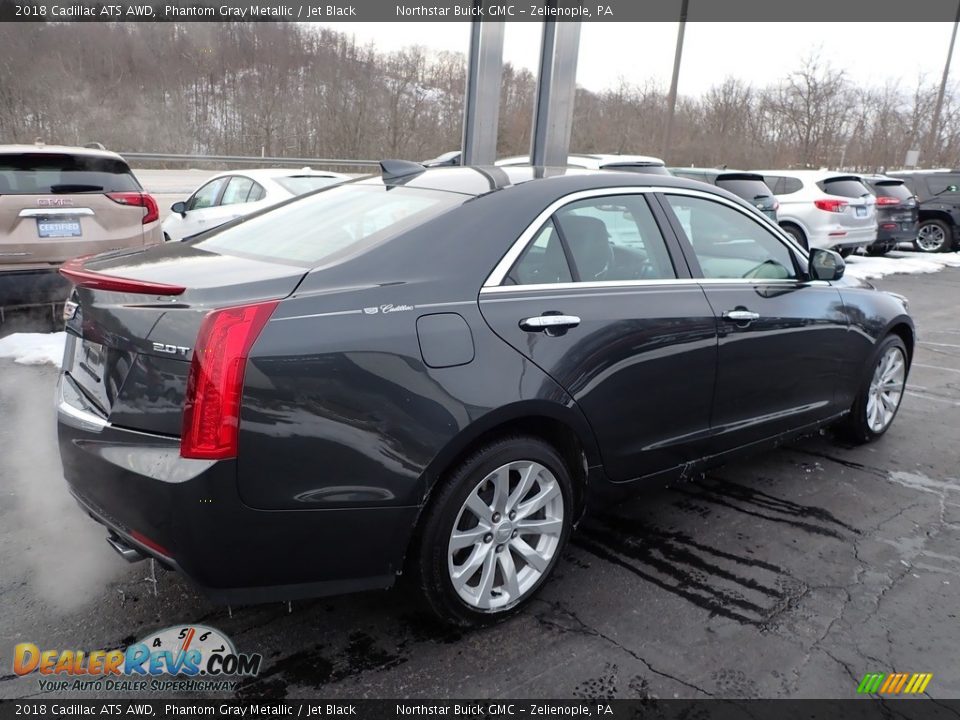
[119, 152, 382, 168]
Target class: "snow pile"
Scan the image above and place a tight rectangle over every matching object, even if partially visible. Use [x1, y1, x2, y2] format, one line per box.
[844, 250, 960, 280]
[0, 332, 66, 367]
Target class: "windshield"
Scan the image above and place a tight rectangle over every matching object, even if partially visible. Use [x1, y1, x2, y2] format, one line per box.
[716, 177, 774, 200]
[872, 181, 914, 202]
[819, 177, 871, 198]
[0, 153, 140, 194]
[196, 184, 464, 266]
[273, 175, 344, 195]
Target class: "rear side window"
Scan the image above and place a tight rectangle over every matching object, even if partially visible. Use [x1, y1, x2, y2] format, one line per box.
[925, 175, 960, 195]
[220, 176, 255, 205]
[196, 184, 463, 266]
[762, 175, 788, 195]
[0, 153, 140, 194]
[819, 177, 871, 198]
[506, 219, 572, 285]
[273, 176, 343, 195]
[716, 177, 773, 200]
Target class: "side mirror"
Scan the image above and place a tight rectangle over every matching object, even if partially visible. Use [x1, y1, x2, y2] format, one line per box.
[171, 201, 187, 217]
[809, 248, 845, 282]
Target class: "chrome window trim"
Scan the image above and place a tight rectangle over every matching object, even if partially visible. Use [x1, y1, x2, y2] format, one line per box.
[482, 185, 809, 290]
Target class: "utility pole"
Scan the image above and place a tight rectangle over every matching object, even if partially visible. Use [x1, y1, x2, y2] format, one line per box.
[661, 0, 689, 160]
[926, 4, 960, 167]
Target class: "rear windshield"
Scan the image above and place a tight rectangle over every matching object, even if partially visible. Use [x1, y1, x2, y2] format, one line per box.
[601, 163, 671, 176]
[871, 181, 914, 202]
[273, 175, 343, 196]
[0, 153, 140, 194]
[818, 177, 871, 198]
[195, 184, 464, 266]
[716, 177, 773, 200]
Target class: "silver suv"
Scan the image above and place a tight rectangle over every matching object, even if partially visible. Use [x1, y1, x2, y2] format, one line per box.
[754, 170, 877, 254]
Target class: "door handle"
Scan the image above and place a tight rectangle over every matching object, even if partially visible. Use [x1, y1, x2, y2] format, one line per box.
[519, 314, 581, 333]
[722, 310, 760, 322]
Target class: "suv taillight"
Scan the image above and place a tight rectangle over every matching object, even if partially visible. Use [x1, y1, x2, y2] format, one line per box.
[814, 198, 848, 213]
[108, 192, 160, 224]
[875, 196, 900, 206]
[180, 300, 279, 460]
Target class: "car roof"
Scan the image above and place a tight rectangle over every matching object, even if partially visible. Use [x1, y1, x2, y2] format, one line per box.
[752, 169, 863, 181]
[496, 153, 665, 169]
[205, 167, 350, 181]
[351, 164, 721, 197]
[0, 143, 127, 162]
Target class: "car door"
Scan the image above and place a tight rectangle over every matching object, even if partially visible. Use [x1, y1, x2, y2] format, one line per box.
[479, 190, 719, 482]
[658, 190, 848, 452]
[176, 176, 229, 240]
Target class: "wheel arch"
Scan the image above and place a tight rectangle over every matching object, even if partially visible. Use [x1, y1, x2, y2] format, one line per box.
[885, 319, 915, 366]
[918, 209, 955, 227]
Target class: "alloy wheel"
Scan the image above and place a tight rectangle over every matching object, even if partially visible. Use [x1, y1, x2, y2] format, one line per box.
[917, 224, 946, 252]
[866, 346, 906, 433]
[447, 460, 564, 611]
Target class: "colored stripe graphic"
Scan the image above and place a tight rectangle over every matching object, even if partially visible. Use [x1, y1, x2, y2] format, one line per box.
[857, 672, 932, 695]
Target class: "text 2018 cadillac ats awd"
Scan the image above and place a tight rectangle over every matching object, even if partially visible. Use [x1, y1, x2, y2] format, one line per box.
[57, 164, 913, 625]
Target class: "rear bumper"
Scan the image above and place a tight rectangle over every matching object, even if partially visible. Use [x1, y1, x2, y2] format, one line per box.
[0, 267, 71, 307]
[56, 375, 418, 604]
[875, 222, 917, 243]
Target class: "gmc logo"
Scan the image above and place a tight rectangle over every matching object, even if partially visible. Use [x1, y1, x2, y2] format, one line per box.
[38, 198, 74, 207]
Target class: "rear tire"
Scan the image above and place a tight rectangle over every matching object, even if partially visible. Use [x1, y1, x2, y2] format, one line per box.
[415, 436, 573, 626]
[866, 244, 891, 256]
[914, 219, 952, 253]
[838, 247, 854, 258]
[781, 223, 808, 250]
[836, 335, 908, 445]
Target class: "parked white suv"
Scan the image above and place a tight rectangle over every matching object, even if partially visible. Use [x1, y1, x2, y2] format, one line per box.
[754, 170, 877, 254]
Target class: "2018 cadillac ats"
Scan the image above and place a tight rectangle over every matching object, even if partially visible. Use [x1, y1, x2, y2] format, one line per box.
[56, 163, 913, 625]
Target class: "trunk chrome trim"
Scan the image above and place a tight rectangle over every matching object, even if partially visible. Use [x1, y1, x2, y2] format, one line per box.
[57, 376, 108, 434]
[19, 208, 95, 217]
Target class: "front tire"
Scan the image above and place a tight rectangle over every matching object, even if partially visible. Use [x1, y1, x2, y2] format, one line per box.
[415, 436, 573, 626]
[837, 335, 908, 444]
[915, 219, 952, 253]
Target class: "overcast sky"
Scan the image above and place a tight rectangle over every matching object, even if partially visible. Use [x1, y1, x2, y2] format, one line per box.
[320, 22, 958, 96]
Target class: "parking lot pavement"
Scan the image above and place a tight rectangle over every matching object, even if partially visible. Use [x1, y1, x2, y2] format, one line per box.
[1, 269, 958, 701]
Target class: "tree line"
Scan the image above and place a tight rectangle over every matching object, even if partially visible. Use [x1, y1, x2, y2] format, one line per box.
[1, 21, 958, 171]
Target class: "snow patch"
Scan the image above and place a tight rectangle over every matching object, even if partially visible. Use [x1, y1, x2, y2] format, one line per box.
[0, 332, 66, 367]
[843, 250, 960, 280]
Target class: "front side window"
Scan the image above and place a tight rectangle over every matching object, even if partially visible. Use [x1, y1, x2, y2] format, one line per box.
[189, 177, 228, 210]
[665, 194, 798, 281]
[925, 175, 960, 196]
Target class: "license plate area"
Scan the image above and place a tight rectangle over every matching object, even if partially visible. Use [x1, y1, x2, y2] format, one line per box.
[37, 217, 82, 237]
[77, 340, 106, 385]
[855, 206, 867, 218]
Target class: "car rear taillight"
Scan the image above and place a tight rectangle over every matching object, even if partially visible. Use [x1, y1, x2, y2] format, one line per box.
[814, 199, 848, 213]
[773, 200, 780, 211]
[107, 192, 160, 224]
[876, 196, 900, 206]
[59, 257, 185, 295]
[180, 300, 279, 460]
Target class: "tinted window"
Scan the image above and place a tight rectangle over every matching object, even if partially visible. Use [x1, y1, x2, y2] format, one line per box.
[247, 182, 266, 202]
[554, 195, 676, 281]
[665, 194, 797, 280]
[781, 177, 803, 194]
[0, 152, 140, 194]
[506, 219, 572, 285]
[189, 177, 228, 210]
[871, 181, 913, 202]
[274, 176, 343, 195]
[761, 175, 785, 195]
[221, 176, 255, 205]
[925, 175, 960, 195]
[819, 177, 870, 198]
[716, 177, 773, 200]
[196, 184, 463, 266]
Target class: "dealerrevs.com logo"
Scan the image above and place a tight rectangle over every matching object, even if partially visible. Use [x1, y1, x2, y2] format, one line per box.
[13, 625, 262, 693]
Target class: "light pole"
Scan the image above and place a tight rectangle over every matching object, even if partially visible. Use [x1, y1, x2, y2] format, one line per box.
[661, 0, 689, 159]
[926, 4, 960, 167]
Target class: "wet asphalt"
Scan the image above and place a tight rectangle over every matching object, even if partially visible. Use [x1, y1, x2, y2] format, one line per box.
[0, 268, 958, 700]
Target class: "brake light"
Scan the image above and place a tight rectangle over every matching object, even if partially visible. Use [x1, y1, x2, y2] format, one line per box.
[814, 199, 848, 213]
[180, 300, 279, 460]
[59, 257, 185, 295]
[107, 192, 160, 224]
[876, 196, 900, 206]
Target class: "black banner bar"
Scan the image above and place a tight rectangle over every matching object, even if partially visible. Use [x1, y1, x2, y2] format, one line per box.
[0, 0, 959, 22]
[1, 700, 960, 720]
